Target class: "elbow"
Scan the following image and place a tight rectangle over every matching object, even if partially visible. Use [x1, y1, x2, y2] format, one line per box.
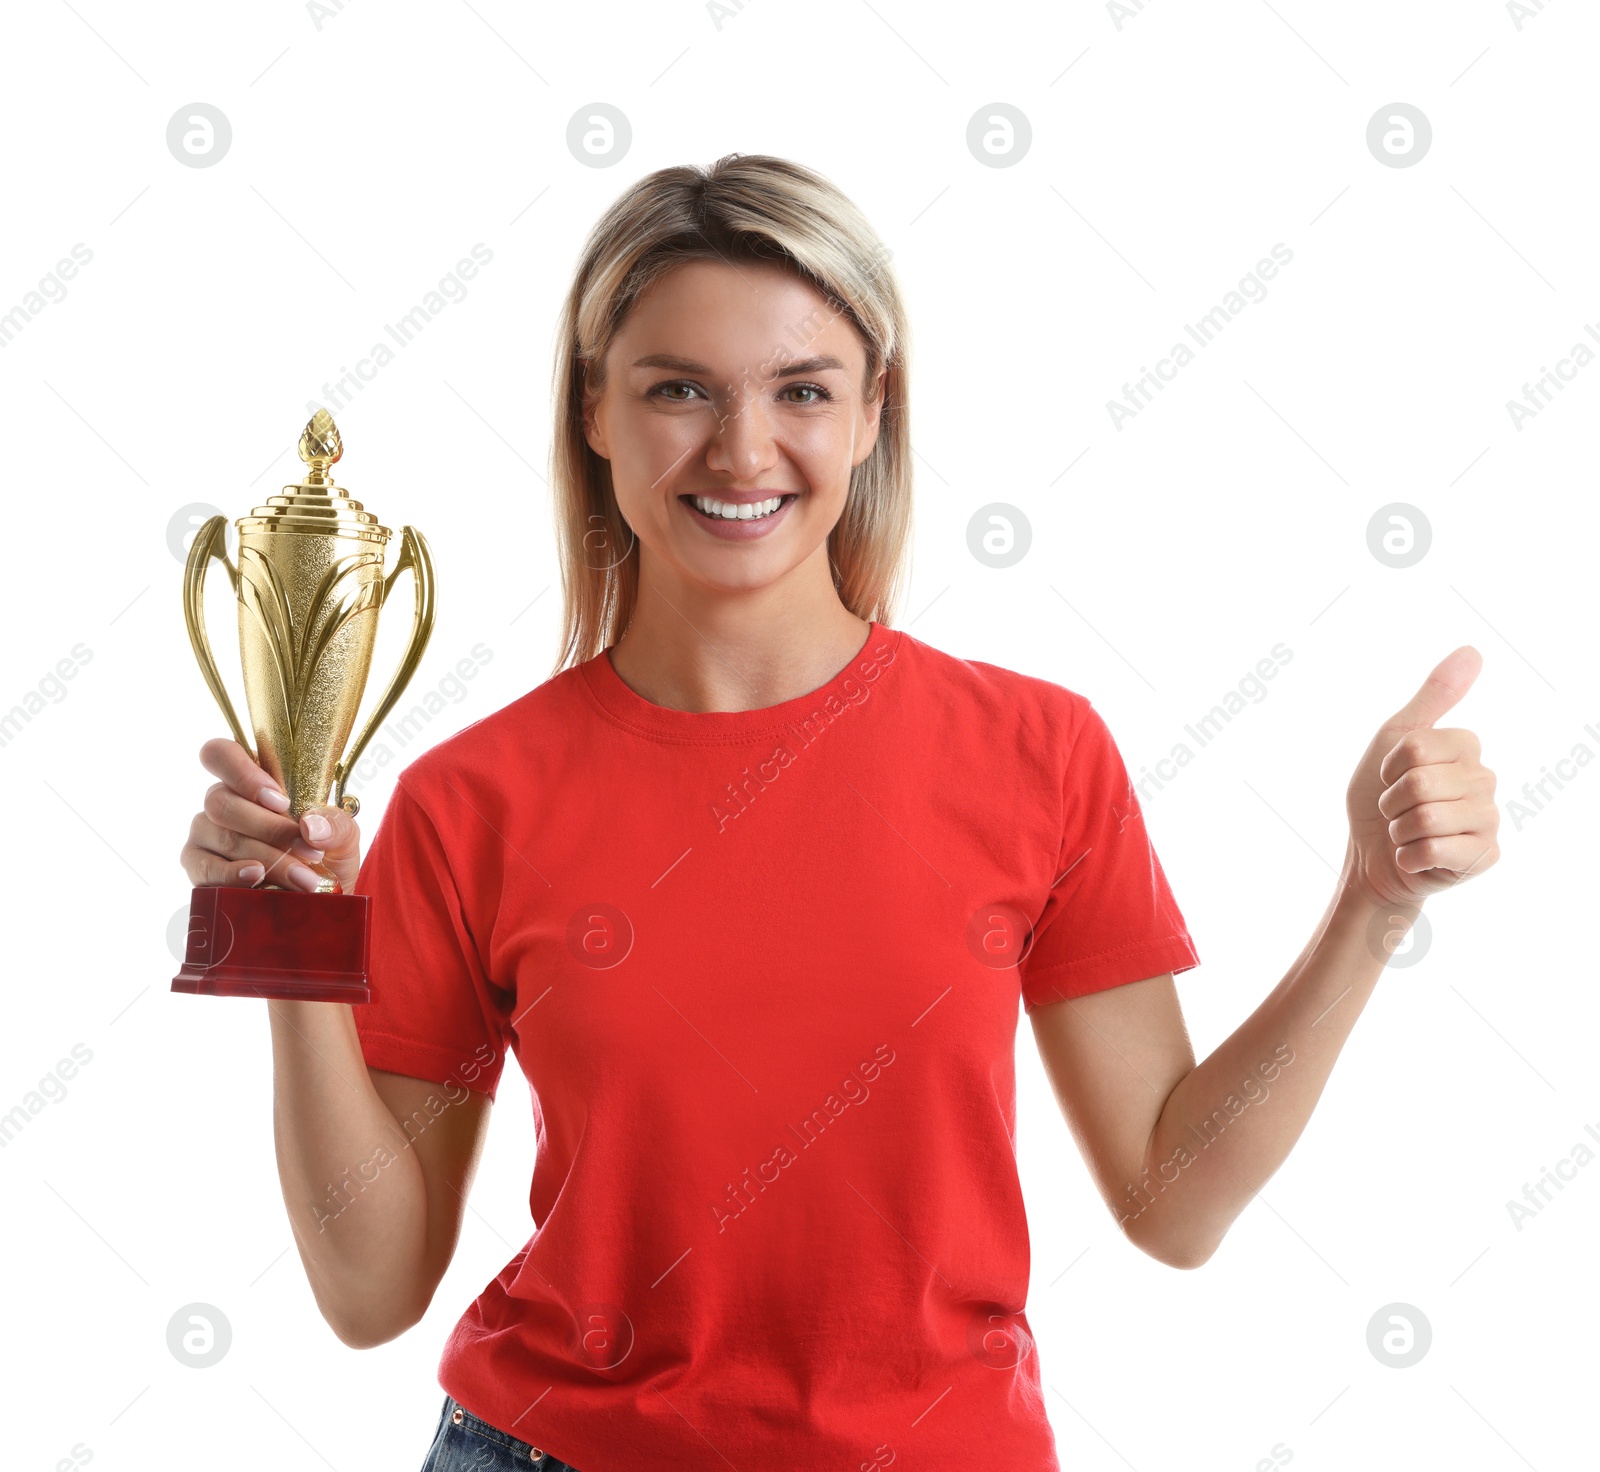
[1153, 1242, 1218, 1271]
[1124, 1223, 1222, 1271]
[329, 1315, 408, 1350]
[319, 1286, 433, 1350]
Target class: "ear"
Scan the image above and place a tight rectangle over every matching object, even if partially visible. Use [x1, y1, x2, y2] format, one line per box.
[579, 358, 609, 460]
[853, 363, 890, 467]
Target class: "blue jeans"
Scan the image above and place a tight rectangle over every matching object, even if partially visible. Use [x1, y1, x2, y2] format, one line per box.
[420, 1393, 584, 1471]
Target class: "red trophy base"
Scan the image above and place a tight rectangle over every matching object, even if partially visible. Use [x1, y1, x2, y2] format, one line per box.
[172, 885, 372, 1003]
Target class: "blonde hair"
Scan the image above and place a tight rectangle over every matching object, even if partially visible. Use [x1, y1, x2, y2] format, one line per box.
[547, 153, 913, 675]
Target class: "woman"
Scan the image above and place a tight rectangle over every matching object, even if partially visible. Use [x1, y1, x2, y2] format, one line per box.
[179, 154, 1501, 1471]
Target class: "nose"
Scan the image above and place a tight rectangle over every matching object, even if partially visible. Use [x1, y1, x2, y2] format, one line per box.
[703, 381, 781, 480]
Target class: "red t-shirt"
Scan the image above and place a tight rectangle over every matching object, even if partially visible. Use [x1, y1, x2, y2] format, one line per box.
[352, 623, 1198, 1470]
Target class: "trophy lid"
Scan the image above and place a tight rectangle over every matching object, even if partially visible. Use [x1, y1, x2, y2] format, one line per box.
[237, 410, 392, 544]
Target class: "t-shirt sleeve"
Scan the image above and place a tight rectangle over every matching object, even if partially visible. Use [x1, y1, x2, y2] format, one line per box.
[350, 777, 512, 1102]
[1018, 697, 1200, 1013]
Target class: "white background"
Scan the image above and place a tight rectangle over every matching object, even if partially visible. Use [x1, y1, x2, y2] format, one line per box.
[1, 1, 1593, 1469]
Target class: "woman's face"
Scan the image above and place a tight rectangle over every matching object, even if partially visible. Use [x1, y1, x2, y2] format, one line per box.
[582, 258, 885, 600]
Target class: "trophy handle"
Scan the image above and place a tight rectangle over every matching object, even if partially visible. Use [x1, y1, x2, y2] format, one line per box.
[183, 515, 257, 761]
[332, 525, 436, 815]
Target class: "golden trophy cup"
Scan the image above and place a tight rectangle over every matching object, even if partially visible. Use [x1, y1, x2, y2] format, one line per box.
[172, 410, 435, 1002]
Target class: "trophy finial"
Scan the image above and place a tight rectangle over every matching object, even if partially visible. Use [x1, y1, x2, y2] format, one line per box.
[298, 409, 343, 486]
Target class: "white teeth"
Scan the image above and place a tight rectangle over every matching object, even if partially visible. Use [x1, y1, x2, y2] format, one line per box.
[691, 495, 785, 521]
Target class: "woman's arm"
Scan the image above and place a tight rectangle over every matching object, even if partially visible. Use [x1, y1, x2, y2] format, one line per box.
[1030, 647, 1499, 1268]
[269, 1002, 494, 1345]
[182, 738, 495, 1345]
[1031, 875, 1408, 1268]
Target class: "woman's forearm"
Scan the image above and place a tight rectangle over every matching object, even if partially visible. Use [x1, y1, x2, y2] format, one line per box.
[1122, 842, 1423, 1268]
[266, 1000, 432, 1343]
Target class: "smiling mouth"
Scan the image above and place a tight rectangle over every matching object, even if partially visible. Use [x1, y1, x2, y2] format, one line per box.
[681, 493, 796, 522]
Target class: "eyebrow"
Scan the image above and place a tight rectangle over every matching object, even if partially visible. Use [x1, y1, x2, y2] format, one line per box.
[630, 353, 848, 377]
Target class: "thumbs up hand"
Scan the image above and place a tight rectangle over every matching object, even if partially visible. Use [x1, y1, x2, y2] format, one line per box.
[1343, 647, 1501, 908]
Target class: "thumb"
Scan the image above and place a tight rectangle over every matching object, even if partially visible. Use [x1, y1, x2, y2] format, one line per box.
[298, 803, 361, 863]
[1385, 645, 1483, 732]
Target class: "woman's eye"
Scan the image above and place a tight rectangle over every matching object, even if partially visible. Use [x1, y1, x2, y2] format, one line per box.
[651, 379, 833, 404]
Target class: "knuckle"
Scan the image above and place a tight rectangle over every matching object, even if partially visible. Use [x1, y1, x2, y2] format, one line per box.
[203, 783, 231, 822]
[1395, 807, 1432, 844]
[200, 736, 244, 775]
[289, 837, 325, 865]
[184, 847, 215, 885]
[1386, 768, 1432, 813]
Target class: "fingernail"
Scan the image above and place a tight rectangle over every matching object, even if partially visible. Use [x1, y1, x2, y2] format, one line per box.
[259, 786, 291, 814]
[303, 813, 332, 842]
[286, 862, 322, 891]
[239, 862, 265, 884]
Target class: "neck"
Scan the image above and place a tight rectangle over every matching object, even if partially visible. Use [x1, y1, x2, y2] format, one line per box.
[608, 579, 876, 716]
